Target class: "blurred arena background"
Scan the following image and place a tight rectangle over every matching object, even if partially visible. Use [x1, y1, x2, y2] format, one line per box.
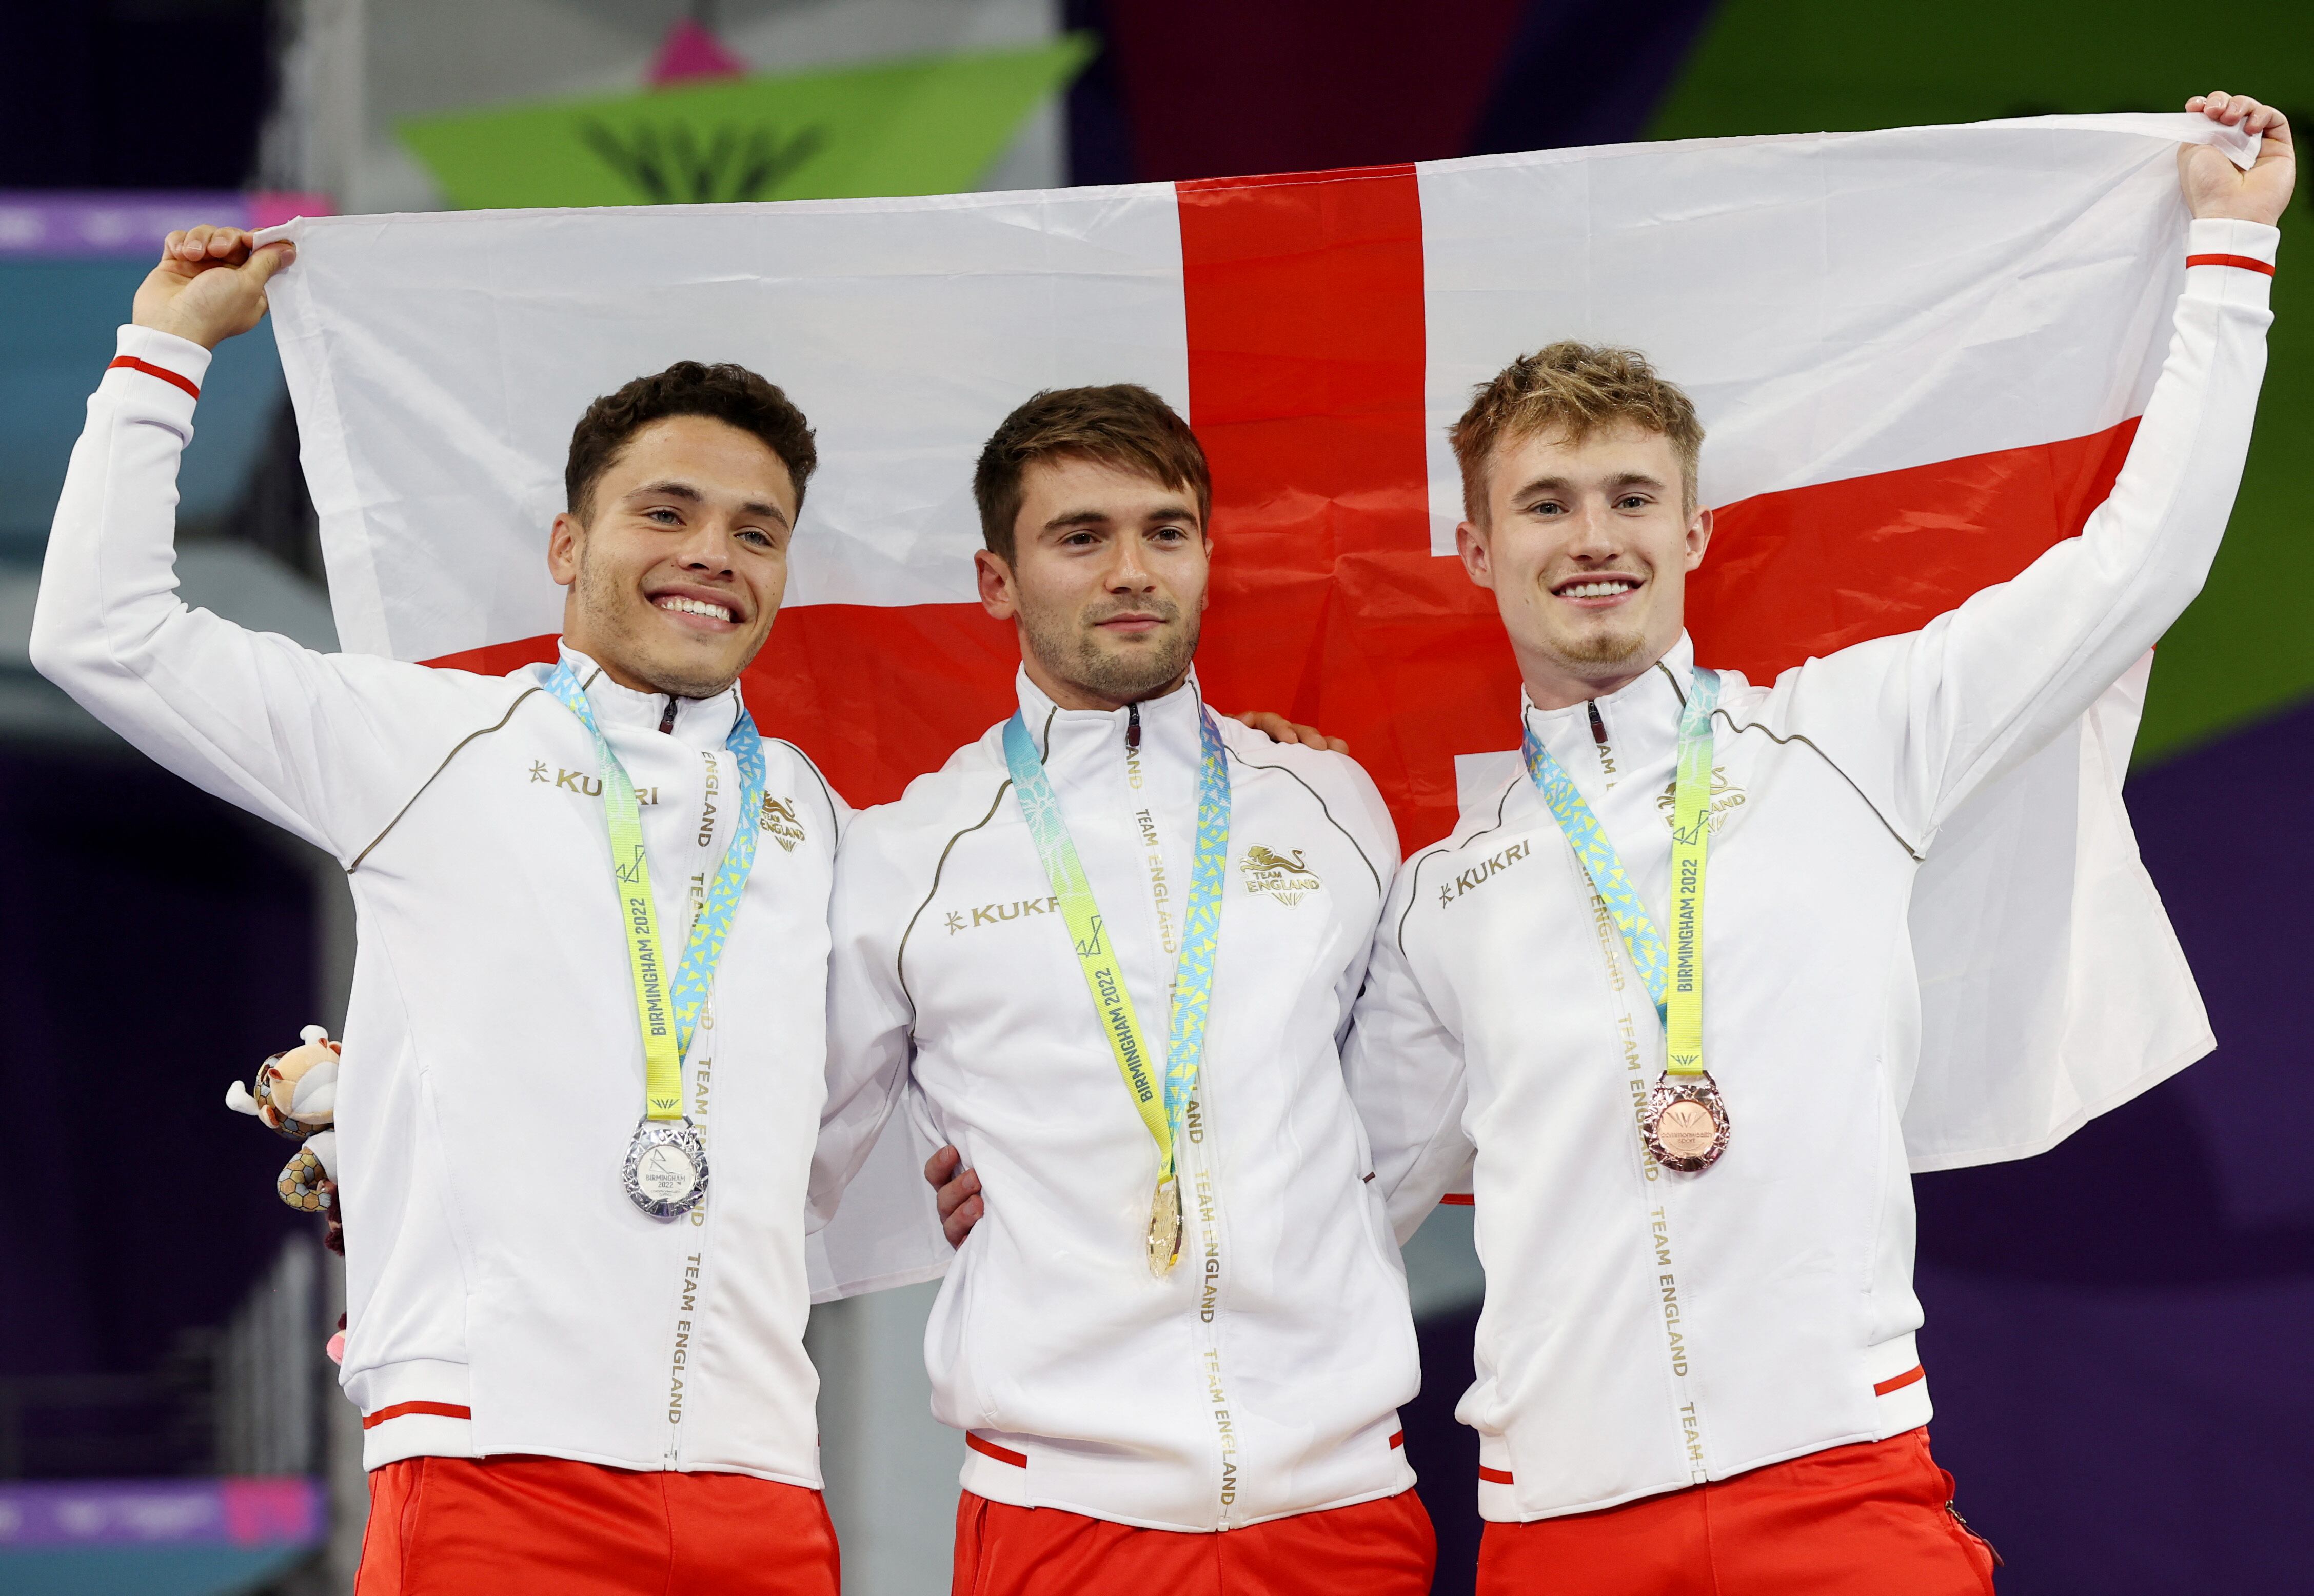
[0, 3, 2304, 1592]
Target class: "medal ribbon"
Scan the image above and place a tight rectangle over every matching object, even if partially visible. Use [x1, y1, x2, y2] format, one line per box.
[1520, 669, 1720, 1075]
[546, 663, 767, 1121]
[1003, 704, 1230, 1189]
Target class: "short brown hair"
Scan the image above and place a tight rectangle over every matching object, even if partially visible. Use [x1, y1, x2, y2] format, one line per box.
[1451, 342, 1704, 522]
[566, 361, 818, 521]
[973, 385, 1212, 563]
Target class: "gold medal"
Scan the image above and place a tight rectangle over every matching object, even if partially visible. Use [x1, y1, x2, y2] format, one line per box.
[1645, 1072, 1731, 1172]
[1147, 1178, 1182, 1275]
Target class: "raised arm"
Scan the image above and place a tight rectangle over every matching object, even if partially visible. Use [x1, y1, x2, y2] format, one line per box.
[1855, 96, 2292, 832]
[28, 227, 466, 857]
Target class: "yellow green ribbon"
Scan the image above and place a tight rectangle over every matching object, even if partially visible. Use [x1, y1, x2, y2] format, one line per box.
[547, 664, 765, 1121]
[1521, 668, 1721, 1076]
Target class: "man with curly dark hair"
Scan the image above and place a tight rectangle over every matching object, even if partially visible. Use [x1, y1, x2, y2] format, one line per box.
[33, 227, 848, 1593]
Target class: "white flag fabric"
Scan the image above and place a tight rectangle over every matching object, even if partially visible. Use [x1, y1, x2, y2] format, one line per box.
[261, 113, 2249, 1294]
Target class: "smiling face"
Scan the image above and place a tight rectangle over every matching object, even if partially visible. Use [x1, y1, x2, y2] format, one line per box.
[975, 454, 1209, 710]
[548, 414, 798, 699]
[1458, 421, 1712, 708]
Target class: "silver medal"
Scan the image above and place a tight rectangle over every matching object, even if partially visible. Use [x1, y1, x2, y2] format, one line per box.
[623, 1119, 709, 1219]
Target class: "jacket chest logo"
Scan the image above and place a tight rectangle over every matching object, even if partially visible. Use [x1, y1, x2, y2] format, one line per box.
[1239, 845, 1323, 907]
[760, 794, 807, 852]
[1655, 766, 1746, 836]
[945, 896, 1063, 934]
[529, 760, 659, 805]
[1439, 839, 1532, 907]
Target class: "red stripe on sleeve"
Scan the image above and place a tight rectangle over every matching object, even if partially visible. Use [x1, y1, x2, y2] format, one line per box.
[107, 355, 201, 400]
[1389, 1429, 1405, 1450]
[1438, 1193, 1474, 1207]
[2185, 253, 2276, 276]
[966, 1433, 1029, 1468]
[1872, 1364, 1926, 1397]
[1477, 1465, 1514, 1484]
[361, 1400, 472, 1429]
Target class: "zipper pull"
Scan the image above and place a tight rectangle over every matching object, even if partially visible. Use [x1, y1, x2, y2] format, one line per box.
[659, 696, 677, 734]
[1587, 701, 1609, 745]
[1126, 701, 1141, 751]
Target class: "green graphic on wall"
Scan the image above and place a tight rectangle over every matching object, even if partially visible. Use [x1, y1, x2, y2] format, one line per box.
[400, 37, 1095, 210]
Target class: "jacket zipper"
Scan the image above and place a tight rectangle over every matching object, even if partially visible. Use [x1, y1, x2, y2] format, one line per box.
[1588, 699, 1620, 789]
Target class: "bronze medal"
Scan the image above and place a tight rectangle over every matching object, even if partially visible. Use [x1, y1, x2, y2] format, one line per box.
[1147, 1178, 1183, 1275]
[1645, 1072, 1731, 1172]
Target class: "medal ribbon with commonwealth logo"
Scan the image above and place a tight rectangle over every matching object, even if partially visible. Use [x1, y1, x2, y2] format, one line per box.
[547, 663, 766, 1124]
[1520, 668, 1720, 1078]
[1003, 704, 1230, 1274]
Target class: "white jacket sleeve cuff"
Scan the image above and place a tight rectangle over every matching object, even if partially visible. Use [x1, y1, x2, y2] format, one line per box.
[2185, 216, 2280, 270]
[103, 324, 215, 407]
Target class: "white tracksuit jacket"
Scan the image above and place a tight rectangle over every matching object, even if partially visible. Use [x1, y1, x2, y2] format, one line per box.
[1344, 219, 2277, 1521]
[811, 670, 1420, 1531]
[33, 326, 846, 1480]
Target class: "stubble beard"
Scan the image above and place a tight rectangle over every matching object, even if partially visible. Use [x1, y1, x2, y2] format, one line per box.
[1553, 620, 1649, 667]
[572, 545, 747, 701]
[1533, 594, 1653, 687]
[1020, 594, 1201, 704]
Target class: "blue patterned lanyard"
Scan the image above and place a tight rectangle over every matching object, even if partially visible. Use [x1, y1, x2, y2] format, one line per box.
[1520, 669, 1720, 1029]
[546, 662, 766, 1118]
[1003, 703, 1230, 1182]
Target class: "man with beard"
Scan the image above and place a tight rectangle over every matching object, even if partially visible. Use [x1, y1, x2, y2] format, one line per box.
[1342, 92, 2290, 1593]
[809, 385, 1436, 1594]
[34, 225, 845, 1592]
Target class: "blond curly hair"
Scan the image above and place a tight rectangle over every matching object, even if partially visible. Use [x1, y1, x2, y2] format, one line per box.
[1451, 342, 1704, 523]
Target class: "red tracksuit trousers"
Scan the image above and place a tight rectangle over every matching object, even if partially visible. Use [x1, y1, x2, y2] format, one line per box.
[354, 1454, 841, 1595]
[951, 1485, 1436, 1595]
[1478, 1428, 1998, 1595]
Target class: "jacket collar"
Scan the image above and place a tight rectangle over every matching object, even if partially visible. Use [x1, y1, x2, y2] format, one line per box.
[558, 642, 742, 753]
[1013, 665, 1205, 778]
[1520, 632, 1697, 755]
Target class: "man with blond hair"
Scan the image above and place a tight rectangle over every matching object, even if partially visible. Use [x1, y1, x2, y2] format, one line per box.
[810, 384, 1435, 1594]
[1344, 93, 2291, 1592]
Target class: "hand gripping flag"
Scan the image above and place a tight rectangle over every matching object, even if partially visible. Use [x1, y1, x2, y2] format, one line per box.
[262, 113, 2253, 1293]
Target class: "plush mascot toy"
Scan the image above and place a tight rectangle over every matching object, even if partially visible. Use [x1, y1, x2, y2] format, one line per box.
[229, 1025, 348, 1362]
[226, 1025, 341, 1219]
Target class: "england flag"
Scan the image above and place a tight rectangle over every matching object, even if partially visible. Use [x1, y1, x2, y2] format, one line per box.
[260, 112, 2252, 1291]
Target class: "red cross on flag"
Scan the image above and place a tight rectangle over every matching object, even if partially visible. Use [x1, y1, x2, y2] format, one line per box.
[262, 113, 2247, 1221]
[266, 111, 2246, 848]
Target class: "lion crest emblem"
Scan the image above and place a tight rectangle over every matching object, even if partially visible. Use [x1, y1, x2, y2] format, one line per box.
[1653, 766, 1747, 840]
[760, 793, 807, 852]
[1239, 845, 1322, 906]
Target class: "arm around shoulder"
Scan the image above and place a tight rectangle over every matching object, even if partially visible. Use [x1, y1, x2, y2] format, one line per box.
[1344, 855, 1476, 1245]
